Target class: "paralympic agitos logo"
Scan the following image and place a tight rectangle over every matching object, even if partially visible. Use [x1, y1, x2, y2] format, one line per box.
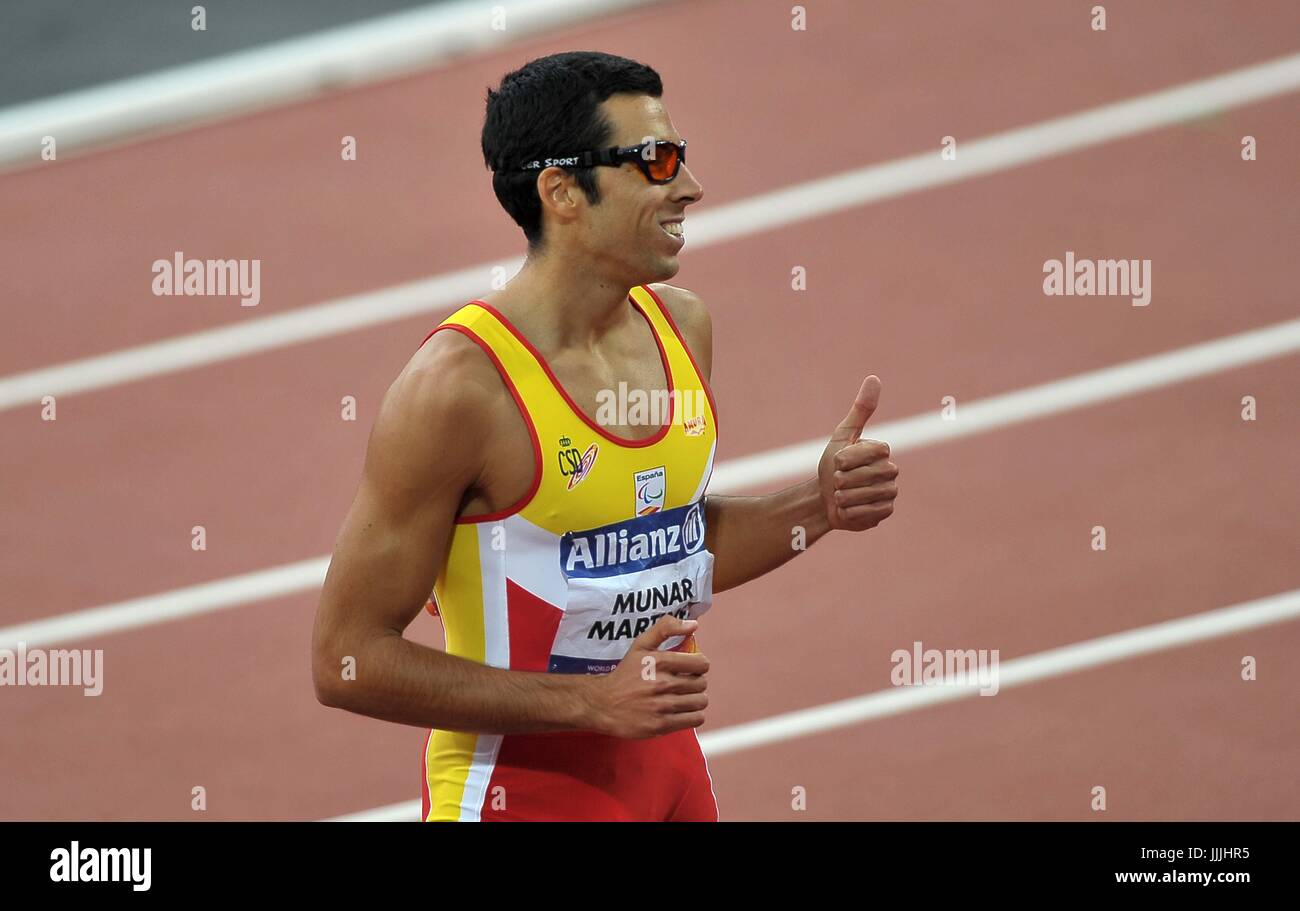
[558, 436, 598, 490]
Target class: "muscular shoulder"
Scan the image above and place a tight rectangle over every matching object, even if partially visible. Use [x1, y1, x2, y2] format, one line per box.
[405, 327, 510, 408]
[390, 329, 502, 426]
[647, 282, 713, 380]
[366, 328, 504, 494]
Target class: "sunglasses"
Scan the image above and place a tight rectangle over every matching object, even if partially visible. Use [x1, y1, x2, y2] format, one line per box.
[518, 139, 687, 184]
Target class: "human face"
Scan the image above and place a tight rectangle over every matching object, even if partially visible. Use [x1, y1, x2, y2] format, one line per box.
[578, 94, 704, 283]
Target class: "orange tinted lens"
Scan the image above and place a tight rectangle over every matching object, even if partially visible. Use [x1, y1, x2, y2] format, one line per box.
[646, 143, 680, 181]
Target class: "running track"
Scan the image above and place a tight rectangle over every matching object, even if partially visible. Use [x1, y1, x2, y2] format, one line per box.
[1, 0, 1297, 820]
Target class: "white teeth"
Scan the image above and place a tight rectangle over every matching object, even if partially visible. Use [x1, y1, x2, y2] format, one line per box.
[662, 222, 684, 237]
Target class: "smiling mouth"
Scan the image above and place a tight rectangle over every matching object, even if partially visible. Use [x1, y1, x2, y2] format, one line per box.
[661, 222, 684, 240]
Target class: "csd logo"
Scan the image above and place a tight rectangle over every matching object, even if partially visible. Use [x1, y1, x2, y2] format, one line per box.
[558, 438, 598, 490]
[558, 447, 582, 474]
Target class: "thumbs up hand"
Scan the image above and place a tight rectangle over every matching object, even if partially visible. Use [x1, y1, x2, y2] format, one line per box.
[817, 376, 899, 532]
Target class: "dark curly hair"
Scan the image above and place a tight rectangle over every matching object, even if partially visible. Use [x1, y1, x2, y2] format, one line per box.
[481, 51, 663, 251]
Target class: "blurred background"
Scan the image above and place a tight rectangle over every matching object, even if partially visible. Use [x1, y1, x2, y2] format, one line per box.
[1, 0, 1297, 821]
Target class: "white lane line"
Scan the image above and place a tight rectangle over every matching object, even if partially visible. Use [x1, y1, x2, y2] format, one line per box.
[0, 264, 513, 411]
[325, 587, 1300, 820]
[329, 802, 425, 823]
[0, 557, 329, 650]
[709, 316, 1300, 492]
[698, 589, 1300, 757]
[3, 320, 1297, 652]
[3, 52, 1298, 412]
[0, 0, 666, 170]
[687, 51, 1300, 248]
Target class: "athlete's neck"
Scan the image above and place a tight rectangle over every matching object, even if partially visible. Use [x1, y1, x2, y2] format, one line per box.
[491, 248, 644, 352]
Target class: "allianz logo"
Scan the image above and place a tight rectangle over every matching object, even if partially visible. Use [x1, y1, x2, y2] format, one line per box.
[564, 503, 705, 572]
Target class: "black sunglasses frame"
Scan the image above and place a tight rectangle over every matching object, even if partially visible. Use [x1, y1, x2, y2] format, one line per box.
[518, 140, 687, 184]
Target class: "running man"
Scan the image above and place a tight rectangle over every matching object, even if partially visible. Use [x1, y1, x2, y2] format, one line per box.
[311, 51, 899, 821]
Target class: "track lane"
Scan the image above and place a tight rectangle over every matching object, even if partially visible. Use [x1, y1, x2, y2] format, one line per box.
[2, 0, 1297, 370]
[702, 625, 1300, 820]
[2, 358, 1293, 819]
[697, 357, 1298, 729]
[2, 98, 1294, 622]
[2, 0, 1296, 822]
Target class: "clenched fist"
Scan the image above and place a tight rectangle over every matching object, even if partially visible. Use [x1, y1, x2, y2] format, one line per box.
[583, 615, 709, 739]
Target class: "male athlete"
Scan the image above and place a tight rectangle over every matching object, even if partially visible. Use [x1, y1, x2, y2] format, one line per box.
[311, 51, 899, 821]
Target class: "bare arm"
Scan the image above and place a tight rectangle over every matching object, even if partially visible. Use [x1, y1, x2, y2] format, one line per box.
[653, 284, 899, 595]
[311, 331, 709, 738]
[705, 479, 833, 592]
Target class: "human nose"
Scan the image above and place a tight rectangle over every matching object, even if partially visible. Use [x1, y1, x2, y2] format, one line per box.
[674, 164, 703, 204]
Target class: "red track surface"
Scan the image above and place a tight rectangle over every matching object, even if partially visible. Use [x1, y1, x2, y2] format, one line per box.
[1, 0, 1297, 820]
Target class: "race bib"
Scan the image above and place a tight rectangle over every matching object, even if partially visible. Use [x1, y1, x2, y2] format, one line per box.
[551, 501, 713, 674]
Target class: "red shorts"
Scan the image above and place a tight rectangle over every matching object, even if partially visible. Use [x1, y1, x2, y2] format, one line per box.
[422, 726, 718, 822]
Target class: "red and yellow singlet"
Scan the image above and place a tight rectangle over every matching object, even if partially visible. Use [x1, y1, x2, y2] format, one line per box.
[419, 284, 721, 822]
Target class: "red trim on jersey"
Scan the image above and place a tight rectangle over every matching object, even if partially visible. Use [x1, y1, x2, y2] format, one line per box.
[420, 728, 434, 822]
[473, 300, 675, 449]
[424, 322, 544, 525]
[639, 284, 720, 439]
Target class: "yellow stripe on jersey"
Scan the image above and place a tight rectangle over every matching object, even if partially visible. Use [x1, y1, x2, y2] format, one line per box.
[426, 525, 487, 821]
